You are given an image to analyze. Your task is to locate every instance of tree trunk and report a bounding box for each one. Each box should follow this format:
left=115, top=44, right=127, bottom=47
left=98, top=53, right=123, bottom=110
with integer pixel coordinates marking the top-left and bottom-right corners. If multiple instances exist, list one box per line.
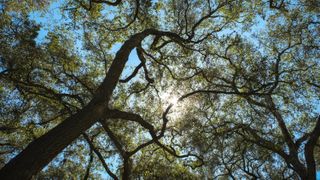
left=0, top=30, right=152, bottom=179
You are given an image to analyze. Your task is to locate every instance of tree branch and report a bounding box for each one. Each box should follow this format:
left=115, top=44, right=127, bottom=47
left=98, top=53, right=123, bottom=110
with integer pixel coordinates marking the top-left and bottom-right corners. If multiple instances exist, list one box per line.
left=83, top=133, right=118, bottom=180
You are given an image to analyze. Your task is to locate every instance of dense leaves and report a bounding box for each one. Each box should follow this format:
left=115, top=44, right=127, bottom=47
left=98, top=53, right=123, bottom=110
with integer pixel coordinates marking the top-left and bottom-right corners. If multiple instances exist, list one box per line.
left=0, top=0, right=319, bottom=179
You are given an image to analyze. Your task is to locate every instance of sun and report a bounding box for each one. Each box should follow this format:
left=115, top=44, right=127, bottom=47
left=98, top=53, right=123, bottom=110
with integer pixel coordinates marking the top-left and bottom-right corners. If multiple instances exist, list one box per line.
left=159, top=91, right=180, bottom=106
left=159, top=89, right=187, bottom=124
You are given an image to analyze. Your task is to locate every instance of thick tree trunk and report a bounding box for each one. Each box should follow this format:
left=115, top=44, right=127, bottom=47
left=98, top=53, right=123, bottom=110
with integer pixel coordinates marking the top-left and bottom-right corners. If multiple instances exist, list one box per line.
left=0, top=101, right=106, bottom=179
left=122, top=159, right=132, bottom=180
left=0, top=30, right=151, bottom=179
left=304, top=116, right=320, bottom=180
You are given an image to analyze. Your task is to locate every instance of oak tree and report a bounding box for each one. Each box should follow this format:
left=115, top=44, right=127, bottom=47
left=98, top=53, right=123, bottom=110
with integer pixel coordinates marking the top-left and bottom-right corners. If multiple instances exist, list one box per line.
left=0, top=0, right=319, bottom=179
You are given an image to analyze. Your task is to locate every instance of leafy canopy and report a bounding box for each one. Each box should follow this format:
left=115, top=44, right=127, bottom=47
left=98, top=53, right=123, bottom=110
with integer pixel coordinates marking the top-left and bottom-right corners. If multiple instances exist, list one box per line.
left=0, top=0, right=319, bottom=179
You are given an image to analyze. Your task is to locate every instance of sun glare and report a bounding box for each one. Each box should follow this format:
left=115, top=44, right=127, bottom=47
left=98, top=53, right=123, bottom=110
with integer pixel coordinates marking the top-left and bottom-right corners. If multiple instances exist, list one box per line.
left=160, top=91, right=179, bottom=106
left=159, top=89, right=187, bottom=124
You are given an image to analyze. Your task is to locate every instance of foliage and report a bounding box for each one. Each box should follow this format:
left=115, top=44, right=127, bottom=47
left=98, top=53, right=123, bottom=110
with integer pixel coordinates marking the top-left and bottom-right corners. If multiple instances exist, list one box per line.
left=0, top=0, right=319, bottom=179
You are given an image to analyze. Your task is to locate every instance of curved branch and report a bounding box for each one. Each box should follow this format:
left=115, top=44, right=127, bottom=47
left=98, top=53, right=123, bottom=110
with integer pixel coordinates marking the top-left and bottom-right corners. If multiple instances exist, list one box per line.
left=83, top=133, right=118, bottom=180
left=119, top=63, right=143, bottom=83
left=137, top=46, right=154, bottom=83
left=265, top=96, right=298, bottom=156
left=91, top=0, right=122, bottom=6
left=83, top=149, right=93, bottom=180
left=104, top=0, right=140, bottom=31
left=102, top=109, right=203, bottom=166
left=99, top=122, right=131, bottom=179
left=179, top=89, right=270, bottom=101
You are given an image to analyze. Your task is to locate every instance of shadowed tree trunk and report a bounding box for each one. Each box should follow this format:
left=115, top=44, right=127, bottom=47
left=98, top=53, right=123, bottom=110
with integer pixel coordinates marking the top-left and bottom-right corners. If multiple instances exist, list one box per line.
left=0, top=30, right=150, bottom=179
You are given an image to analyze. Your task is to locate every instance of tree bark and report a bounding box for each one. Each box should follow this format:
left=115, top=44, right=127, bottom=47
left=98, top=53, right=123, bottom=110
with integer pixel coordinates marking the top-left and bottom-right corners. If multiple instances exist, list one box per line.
left=304, top=116, right=320, bottom=180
